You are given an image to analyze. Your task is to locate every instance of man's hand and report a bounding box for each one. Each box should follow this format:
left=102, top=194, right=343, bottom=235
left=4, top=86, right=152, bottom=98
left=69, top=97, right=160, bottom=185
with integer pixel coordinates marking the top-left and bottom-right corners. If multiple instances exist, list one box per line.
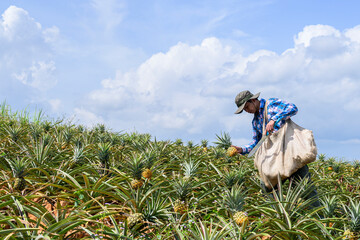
left=231, top=145, right=242, bottom=154
left=265, top=120, right=275, bottom=134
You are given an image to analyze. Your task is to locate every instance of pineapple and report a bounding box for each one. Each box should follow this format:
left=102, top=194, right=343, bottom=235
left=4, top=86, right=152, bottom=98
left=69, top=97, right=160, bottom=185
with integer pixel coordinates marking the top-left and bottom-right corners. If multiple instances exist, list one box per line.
left=172, top=178, right=193, bottom=214
left=223, top=185, right=248, bottom=226
left=126, top=154, right=145, bottom=189
left=214, top=132, right=237, bottom=157
left=5, top=157, right=29, bottom=191
left=127, top=212, right=144, bottom=229
left=141, top=168, right=152, bottom=179
left=97, top=142, right=112, bottom=175
left=131, top=179, right=144, bottom=189
left=173, top=199, right=187, bottom=214
left=201, top=139, right=208, bottom=152
left=343, top=229, right=355, bottom=240
left=233, top=211, right=248, bottom=225
left=141, top=151, right=156, bottom=180
left=14, top=177, right=26, bottom=191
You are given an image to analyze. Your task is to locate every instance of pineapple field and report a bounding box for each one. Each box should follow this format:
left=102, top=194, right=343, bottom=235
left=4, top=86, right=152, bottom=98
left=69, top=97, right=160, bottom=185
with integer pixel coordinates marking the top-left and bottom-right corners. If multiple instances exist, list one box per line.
left=0, top=102, right=360, bottom=240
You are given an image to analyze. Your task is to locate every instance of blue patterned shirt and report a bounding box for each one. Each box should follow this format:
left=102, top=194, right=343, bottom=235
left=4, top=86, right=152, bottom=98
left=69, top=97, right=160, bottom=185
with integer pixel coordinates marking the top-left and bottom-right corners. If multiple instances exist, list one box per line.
left=241, top=98, right=298, bottom=154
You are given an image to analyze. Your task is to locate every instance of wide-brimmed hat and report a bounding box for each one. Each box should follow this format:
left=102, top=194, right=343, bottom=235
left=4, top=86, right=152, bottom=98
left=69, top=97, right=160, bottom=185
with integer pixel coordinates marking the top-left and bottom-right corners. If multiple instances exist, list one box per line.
left=234, top=90, right=260, bottom=114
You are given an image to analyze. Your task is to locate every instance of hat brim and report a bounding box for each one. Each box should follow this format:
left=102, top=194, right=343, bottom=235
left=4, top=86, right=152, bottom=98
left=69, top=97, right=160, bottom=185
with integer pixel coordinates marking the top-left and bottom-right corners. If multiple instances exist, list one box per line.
left=234, top=92, right=260, bottom=114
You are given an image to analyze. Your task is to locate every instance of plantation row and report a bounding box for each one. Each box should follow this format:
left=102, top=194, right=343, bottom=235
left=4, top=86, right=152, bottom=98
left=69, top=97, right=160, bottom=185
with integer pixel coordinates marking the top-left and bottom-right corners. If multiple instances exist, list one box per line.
left=0, top=103, right=359, bottom=239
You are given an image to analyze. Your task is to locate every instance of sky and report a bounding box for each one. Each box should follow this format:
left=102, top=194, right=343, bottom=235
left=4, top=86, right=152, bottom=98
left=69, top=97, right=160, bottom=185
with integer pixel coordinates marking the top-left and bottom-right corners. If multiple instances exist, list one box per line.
left=0, top=0, right=359, bottom=161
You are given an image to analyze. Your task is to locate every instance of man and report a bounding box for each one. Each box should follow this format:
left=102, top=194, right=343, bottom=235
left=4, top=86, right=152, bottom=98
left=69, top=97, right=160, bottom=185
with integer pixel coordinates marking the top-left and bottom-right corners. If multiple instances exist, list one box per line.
left=231, top=90, right=321, bottom=208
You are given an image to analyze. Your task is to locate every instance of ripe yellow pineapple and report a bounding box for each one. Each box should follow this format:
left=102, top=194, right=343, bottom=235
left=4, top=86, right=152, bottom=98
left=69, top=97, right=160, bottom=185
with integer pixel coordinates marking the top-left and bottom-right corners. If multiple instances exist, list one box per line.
left=127, top=212, right=144, bottom=229
left=131, top=179, right=144, bottom=189
left=173, top=199, right=187, bottom=214
left=233, top=211, right=248, bottom=225
left=227, top=146, right=238, bottom=157
left=343, top=229, right=355, bottom=240
left=142, top=168, right=152, bottom=179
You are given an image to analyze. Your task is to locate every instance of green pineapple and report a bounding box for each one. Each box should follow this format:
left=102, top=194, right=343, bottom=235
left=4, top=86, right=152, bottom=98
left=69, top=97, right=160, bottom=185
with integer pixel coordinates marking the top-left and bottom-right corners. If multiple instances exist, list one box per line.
left=214, top=132, right=237, bottom=157
left=127, top=212, right=144, bottom=229
left=5, top=157, right=29, bottom=191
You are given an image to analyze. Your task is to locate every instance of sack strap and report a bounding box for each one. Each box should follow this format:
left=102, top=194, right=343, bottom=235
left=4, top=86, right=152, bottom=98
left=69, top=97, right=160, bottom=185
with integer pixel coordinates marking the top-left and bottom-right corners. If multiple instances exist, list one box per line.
left=262, top=100, right=269, bottom=135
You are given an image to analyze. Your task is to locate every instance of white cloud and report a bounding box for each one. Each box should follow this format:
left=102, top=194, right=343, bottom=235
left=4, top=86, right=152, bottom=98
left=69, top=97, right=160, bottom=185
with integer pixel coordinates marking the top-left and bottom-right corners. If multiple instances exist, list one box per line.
left=13, top=61, right=57, bottom=91
left=73, top=108, right=104, bottom=127
left=77, top=24, right=360, bottom=153
left=294, top=24, right=341, bottom=47
left=345, top=25, right=360, bottom=44
left=0, top=5, right=41, bottom=42
left=91, top=0, right=126, bottom=32
left=0, top=5, right=58, bottom=94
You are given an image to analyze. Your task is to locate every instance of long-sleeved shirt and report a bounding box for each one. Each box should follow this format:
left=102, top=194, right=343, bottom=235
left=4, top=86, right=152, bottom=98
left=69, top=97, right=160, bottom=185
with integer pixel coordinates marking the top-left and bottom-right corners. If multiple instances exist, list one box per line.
left=241, top=98, right=298, bottom=154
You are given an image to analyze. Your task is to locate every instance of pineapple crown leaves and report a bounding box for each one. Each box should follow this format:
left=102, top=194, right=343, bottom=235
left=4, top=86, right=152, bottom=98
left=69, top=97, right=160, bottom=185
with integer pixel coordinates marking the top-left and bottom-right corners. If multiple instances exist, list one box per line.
left=319, top=195, right=339, bottom=218
left=143, top=150, right=157, bottom=169
left=142, top=190, right=169, bottom=223
left=181, top=158, right=202, bottom=179
left=63, top=127, right=74, bottom=144
left=343, top=199, right=360, bottom=232
left=213, top=132, right=232, bottom=150
left=172, top=178, right=194, bottom=201
left=4, top=156, right=30, bottom=178
left=200, top=139, right=208, bottom=148
left=124, top=153, right=146, bottom=179
left=211, top=148, right=226, bottom=159
left=2, top=122, right=24, bottom=143
left=97, top=142, right=112, bottom=163
left=223, top=185, right=246, bottom=213
left=223, top=170, right=246, bottom=189
left=174, top=138, right=183, bottom=146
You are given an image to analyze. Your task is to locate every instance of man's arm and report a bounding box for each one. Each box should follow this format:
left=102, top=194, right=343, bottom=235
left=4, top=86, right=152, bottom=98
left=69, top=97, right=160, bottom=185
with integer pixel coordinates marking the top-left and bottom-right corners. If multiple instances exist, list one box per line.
left=268, top=98, right=298, bottom=127
left=232, top=128, right=261, bottom=155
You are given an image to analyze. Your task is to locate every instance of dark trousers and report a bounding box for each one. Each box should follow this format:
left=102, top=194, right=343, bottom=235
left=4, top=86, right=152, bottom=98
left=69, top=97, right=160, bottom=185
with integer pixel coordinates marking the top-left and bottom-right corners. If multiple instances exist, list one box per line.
left=260, top=165, right=321, bottom=209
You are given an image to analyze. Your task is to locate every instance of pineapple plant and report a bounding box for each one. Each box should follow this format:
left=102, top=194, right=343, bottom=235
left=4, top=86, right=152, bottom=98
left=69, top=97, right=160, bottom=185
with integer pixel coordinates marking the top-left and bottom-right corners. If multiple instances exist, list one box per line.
left=126, top=154, right=145, bottom=189
left=172, top=178, right=193, bottom=214
left=343, top=199, right=360, bottom=238
left=97, top=142, right=112, bottom=175
left=141, top=151, right=156, bottom=180
left=223, top=185, right=248, bottom=226
left=223, top=169, right=246, bottom=190
left=5, top=157, right=29, bottom=191
left=214, top=132, right=237, bottom=157
left=174, top=138, right=183, bottom=146
left=201, top=139, right=208, bottom=152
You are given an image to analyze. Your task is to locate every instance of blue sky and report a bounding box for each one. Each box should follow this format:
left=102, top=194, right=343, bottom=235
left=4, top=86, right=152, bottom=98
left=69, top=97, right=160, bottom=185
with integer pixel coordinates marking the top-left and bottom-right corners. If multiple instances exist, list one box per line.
left=0, top=0, right=359, bottom=161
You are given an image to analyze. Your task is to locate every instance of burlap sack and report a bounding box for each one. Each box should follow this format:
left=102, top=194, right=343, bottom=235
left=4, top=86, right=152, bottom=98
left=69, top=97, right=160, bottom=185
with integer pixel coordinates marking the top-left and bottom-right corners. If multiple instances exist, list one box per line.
left=253, top=102, right=317, bottom=189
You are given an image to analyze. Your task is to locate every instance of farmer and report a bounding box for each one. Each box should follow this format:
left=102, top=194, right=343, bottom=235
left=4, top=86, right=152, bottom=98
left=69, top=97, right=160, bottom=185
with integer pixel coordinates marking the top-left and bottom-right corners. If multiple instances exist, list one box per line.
left=231, top=90, right=321, bottom=208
